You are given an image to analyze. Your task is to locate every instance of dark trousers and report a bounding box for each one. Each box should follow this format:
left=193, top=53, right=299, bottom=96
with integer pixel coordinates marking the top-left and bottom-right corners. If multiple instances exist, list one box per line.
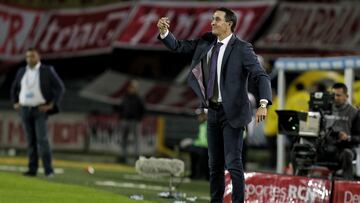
left=20, top=107, right=53, bottom=175
left=121, top=120, right=140, bottom=161
left=207, top=105, right=245, bottom=203
left=339, top=148, right=354, bottom=179
left=188, top=146, right=209, bottom=180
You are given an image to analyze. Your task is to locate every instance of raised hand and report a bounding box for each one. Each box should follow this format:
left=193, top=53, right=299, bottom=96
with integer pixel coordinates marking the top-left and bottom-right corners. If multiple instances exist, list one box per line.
left=157, top=17, right=170, bottom=35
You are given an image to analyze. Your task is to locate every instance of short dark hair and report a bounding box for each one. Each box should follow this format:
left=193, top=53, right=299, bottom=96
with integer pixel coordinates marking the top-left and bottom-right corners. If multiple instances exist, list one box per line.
left=332, top=82, right=348, bottom=94
left=216, top=7, right=237, bottom=32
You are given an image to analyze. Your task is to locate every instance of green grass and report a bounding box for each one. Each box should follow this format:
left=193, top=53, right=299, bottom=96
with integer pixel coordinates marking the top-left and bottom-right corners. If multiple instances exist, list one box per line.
left=0, top=171, right=153, bottom=203
left=0, top=156, right=210, bottom=203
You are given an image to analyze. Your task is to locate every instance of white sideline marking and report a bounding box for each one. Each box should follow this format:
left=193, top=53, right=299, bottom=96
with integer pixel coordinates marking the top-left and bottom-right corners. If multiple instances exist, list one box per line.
left=96, top=180, right=168, bottom=191
left=0, top=165, right=64, bottom=174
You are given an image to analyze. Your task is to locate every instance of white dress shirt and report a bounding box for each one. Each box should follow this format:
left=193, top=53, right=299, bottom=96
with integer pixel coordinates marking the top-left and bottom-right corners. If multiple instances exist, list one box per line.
left=208, top=34, right=232, bottom=102
left=19, top=62, right=46, bottom=107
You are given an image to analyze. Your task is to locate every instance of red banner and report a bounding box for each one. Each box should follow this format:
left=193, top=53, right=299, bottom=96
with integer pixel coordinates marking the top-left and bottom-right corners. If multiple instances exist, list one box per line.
left=0, top=2, right=273, bottom=62
left=0, top=3, right=132, bottom=61
left=116, top=1, right=274, bottom=49
left=224, top=171, right=332, bottom=203
left=333, top=180, right=360, bottom=203
left=36, top=3, right=131, bottom=58
left=0, top=4, right=46, bottom=61
left=256, top=3, right=360, bottom=52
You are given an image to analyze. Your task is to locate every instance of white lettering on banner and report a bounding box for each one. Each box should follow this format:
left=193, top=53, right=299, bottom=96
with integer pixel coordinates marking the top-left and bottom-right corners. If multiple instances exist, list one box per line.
left=236, top=11, right=255, bottom=39
left=0, top=3, right=273, bottom=61
left=52, top=123, right=87, bottom=145
left=0, top=13, right=23, bottom=54
left=40, top=11, right=127, bottom=52
left=131, top=9, right=159, bottom=45
left=245, top=183, right=328, bottom=202
left=345, top=191, right=360, bottom=203
left=0, top=6, right=43, bottom=57
left=258, top=3, right=360, bottom=50
left=149, top=10, right=176, bottom=44
left=188, top=12, right=212, bottom=39
left=246, top=184, right=287, bottom=202
left=172, top=13, right=195, bottom=39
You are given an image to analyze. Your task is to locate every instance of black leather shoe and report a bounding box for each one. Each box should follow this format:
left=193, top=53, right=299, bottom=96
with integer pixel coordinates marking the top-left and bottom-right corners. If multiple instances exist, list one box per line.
left=23, top=171, right=37, bottom=177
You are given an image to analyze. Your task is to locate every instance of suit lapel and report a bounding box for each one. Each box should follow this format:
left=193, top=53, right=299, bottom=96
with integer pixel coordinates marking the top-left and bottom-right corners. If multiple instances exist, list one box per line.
left=191, top=41, right=216, bottom=102
left=194, top=41, right=215, bottom=67
left=220, top=35, right=236, bottom=75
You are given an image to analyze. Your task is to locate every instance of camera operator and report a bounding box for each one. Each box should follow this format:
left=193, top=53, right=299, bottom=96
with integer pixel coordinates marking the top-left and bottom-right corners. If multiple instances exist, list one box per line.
left=323, top=83, right=360, bottom=179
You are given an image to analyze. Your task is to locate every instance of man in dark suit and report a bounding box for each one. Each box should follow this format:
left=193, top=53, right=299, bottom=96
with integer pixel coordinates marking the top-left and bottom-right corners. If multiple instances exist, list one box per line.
left=11, top=48, right=65, bottom=177
left=157, top=7, right=272, bottom=203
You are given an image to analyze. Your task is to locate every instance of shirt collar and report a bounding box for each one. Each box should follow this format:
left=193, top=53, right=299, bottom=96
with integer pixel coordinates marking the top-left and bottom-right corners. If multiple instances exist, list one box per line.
left=217, top=34, right=232, bottom=47
left=26, top=62, right=41, bottom=71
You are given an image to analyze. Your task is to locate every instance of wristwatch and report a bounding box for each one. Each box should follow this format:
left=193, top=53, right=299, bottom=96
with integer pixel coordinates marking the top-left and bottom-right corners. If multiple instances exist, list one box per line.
left=260, top=103, right=267, bottom=108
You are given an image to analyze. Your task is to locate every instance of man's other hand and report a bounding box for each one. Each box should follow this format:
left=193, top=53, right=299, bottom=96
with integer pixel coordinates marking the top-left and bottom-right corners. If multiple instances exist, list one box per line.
left=256, top=107, right=267, bottom=123
left=39, top=103, right=54, bottom=113
left=13, top=103, right=21, bottom=111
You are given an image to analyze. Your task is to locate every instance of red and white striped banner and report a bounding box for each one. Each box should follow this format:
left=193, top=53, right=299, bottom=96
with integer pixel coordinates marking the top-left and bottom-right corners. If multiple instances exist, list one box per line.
left=0, top=2, right=274, bottom=62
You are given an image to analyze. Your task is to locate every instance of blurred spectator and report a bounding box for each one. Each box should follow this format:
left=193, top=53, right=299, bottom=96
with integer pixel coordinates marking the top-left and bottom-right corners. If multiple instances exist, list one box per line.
left=10, top=48, right=65, bottom=177
left=180, top=109, right=209, bottom=180
left=118, top=80, right=145, bottom=163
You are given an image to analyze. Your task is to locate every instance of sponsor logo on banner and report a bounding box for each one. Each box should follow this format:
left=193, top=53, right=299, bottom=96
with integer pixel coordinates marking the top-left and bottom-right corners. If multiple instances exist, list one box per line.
left=245, top=173, right=331, bottom=202
left=333, top=180, right=360, bottom=203
left=241, top=172, right=331, bottom=203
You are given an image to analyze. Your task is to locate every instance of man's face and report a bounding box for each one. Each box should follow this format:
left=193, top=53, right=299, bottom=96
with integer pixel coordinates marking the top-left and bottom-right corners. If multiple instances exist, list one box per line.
left=25, top=51, right=40, bottom=67
left=332, top=88, right=348, bottom=106
left=211, top=11, right=231, bottom=37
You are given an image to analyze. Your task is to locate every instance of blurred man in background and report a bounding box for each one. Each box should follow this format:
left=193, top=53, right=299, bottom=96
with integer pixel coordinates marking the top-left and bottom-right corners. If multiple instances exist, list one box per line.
left=10, top=48, right=65, bottom=177
left=118, top=80, right=145, bottom=164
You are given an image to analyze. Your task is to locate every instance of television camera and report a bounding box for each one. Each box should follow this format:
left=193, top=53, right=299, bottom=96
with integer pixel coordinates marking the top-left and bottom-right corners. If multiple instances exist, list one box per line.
left=276, top=91, right=338, bottom=176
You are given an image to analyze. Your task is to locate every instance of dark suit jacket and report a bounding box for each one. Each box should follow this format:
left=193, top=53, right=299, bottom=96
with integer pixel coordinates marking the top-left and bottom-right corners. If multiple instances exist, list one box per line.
left=10, top=64, right=65, bottom=115
left=159, top=32, right=272, bottom=128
